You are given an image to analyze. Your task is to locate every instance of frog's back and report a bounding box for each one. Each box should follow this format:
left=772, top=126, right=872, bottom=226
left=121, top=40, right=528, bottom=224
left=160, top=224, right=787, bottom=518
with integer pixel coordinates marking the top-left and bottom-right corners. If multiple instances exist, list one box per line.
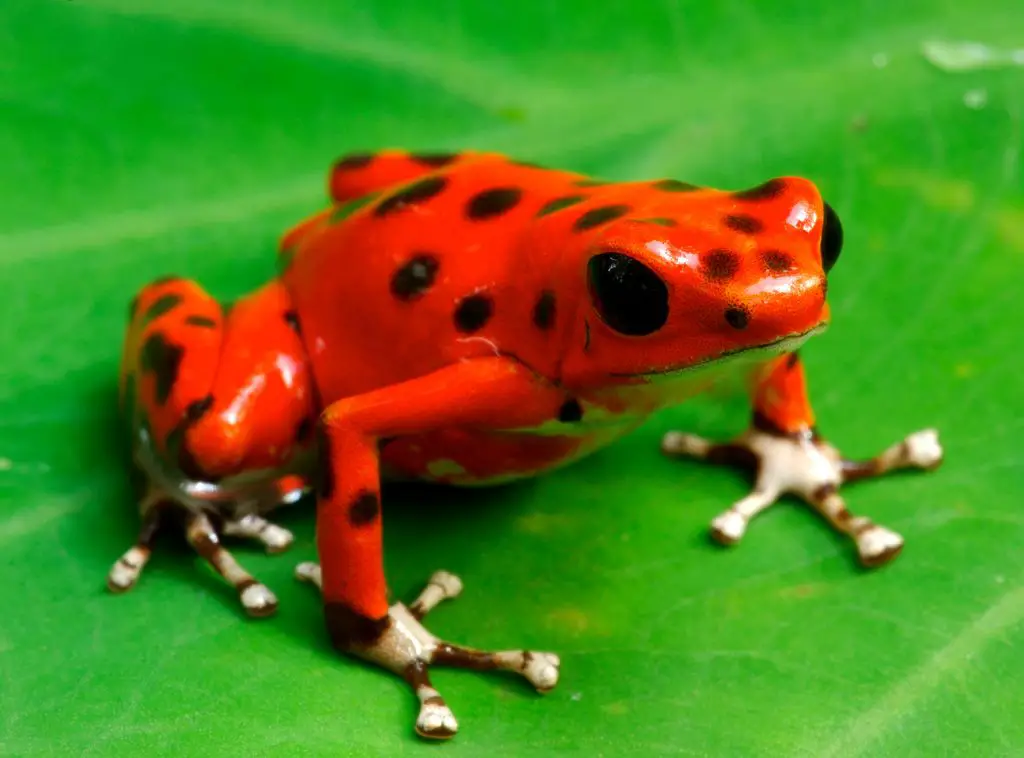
left=281, top=152, right=587, bottom=404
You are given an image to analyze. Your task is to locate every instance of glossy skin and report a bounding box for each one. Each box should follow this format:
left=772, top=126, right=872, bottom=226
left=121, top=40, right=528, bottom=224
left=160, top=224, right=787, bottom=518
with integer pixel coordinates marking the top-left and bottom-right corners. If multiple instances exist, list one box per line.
left=111, top=150, right=943, bottom=739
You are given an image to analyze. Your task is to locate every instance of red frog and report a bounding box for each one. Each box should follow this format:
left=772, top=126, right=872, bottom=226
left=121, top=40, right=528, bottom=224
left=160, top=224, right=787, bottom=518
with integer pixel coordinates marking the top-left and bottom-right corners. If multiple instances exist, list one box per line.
left=109, top=150, right=943, bottom=739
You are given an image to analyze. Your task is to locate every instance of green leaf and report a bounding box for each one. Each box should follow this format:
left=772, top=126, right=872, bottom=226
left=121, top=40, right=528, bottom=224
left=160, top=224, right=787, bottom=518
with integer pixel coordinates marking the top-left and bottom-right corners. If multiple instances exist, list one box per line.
left=2, top=1, right=1022, bottom=756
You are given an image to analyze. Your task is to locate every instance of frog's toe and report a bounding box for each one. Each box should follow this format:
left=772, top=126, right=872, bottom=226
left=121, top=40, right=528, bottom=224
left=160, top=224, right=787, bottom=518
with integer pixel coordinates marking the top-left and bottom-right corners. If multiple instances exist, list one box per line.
left=903, top=429, right=943, bottom=470
left=239, top=582, right=279, bottom=617
left=661, top=431, right=710, bottom=457
left=855, top=525, right=904, bottom=568
left=106, top=545, right=151, bottom=592
left=223, top=513, right=294, bottom=554
left=709, top=509, right=749, bottom=545
left=415, top=696, right=459, bottom=740
left=409, top=570, right=463, bottom=619
left=522, top=652, right=561, bottom=692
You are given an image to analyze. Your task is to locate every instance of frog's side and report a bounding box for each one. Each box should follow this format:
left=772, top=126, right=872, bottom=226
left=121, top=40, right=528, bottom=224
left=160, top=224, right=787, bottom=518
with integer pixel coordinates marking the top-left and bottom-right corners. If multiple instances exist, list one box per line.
left=110, top=150, right=943, bottom=740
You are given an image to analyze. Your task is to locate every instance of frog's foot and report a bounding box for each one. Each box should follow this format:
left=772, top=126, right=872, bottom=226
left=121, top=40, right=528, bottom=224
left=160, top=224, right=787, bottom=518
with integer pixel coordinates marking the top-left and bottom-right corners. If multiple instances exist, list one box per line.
left=661, top=425, right=943, bottom=567
left=222, top=513, right=294, bottom=554
left=183, top=512, right=279, bottom=617
left=106, top=493, right=279, bottom=618
left=295, top=564, right=560, bottom=740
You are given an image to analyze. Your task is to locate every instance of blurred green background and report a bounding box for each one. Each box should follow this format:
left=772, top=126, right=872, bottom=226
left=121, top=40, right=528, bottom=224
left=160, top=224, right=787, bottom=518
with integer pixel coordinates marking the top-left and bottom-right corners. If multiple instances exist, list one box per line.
left=2, top=1, right=1023, bottom=756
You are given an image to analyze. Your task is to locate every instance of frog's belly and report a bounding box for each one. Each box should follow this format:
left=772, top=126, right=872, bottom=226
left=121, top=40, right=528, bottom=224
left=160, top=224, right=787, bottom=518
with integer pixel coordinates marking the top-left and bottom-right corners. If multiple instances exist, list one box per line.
left=379, top=422, right=639, bottom=487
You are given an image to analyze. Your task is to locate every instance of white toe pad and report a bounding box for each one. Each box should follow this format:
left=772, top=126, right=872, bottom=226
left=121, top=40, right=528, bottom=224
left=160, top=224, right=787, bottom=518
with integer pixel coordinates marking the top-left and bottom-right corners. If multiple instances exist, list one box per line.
left=524, top=652, right=561, bottom=692
left=416, top=701, right=458, bottom=739
left=240, top=583, right=278, bottom=616
left=856, top=526, right=904, bottom=567
left=904, top=429, right=943, bottom=469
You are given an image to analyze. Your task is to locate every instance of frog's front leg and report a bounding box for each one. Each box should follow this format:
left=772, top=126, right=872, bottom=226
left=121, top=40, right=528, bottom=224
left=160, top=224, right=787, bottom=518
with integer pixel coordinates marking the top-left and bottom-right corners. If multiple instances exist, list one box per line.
left=662, top=353, right=943, bottom=567
left=310, top=358, right=564, bottom=740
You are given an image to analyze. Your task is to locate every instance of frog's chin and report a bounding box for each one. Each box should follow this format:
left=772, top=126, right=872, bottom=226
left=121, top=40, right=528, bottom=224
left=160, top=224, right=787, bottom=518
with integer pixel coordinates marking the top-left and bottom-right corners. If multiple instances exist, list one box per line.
left=629, top=322, right=828, bottom=381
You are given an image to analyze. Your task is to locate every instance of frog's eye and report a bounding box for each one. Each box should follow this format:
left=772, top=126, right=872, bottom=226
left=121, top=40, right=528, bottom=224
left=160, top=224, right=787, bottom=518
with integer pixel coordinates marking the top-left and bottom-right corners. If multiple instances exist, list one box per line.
left=587, top=252, right=669, bottom=336
left=821, top=202, right=843, bottom=273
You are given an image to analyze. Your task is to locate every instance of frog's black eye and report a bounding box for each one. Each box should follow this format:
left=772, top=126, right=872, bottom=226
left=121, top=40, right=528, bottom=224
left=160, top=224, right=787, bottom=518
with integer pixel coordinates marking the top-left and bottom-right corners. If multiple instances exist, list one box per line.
left=587, top=252, right=669, bottom=336
left=821, top=202, right=843, bottom=273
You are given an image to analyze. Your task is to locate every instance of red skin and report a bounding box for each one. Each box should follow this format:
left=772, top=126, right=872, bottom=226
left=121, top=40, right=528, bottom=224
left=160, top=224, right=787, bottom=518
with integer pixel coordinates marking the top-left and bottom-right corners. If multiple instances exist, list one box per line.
left=121, top=150, right=827, bottom=623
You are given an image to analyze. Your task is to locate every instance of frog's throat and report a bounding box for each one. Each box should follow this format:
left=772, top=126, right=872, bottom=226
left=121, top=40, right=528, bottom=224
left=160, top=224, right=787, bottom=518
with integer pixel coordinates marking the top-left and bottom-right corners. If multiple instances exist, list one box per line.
left=614, top=322, right=828, bottom=380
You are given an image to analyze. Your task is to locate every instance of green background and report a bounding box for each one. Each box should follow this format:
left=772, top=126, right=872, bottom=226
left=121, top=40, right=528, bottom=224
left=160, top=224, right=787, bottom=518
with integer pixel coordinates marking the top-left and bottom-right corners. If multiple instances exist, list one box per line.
left=2, top=1, right=1022, bottom=756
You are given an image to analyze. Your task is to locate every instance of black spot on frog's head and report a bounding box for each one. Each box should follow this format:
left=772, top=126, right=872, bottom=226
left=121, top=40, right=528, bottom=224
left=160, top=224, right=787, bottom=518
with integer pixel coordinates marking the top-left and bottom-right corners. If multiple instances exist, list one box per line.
left=724, top=306, right=750, bottom=330
left=537, top=195, right=585, bottom=217
left=574, top=205, right=631, bottom=232
left=733, top=178, right=786, bottom=201
left=762, top=250, right=794, bottom=273
left=702, top=249, right=741, bottom=281
left=465, top=187, right=522, bottom=220
left=723, top=214, right=763, bottom=234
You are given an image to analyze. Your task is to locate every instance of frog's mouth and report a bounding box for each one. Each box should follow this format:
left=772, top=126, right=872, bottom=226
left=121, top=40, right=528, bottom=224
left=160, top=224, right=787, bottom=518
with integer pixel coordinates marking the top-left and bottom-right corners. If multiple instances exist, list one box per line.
left=615, top=322, right=828, bottom=380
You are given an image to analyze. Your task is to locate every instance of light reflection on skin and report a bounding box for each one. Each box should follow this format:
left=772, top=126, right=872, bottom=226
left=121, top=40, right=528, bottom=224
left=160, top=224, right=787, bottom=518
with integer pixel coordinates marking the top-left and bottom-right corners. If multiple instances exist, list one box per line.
left=786, top=201, right=818, bottom=232
left=276, top=353, right=299, bottom=389
left=745, top=274, right=821, bottom=296
left=645, top=239, right=700, bottom=268
left=223, top=374, right=266, bottom=426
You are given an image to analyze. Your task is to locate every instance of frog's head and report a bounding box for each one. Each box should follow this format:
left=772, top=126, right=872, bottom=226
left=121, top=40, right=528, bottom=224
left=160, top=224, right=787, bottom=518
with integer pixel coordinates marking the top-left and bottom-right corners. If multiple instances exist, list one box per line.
left=560, top=177, right=840, bottom=387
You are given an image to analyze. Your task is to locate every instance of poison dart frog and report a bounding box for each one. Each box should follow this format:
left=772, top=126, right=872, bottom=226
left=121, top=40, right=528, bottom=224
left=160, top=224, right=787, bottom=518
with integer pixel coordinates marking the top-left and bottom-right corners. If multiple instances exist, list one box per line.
left=110, top=149, right=943, bottom=739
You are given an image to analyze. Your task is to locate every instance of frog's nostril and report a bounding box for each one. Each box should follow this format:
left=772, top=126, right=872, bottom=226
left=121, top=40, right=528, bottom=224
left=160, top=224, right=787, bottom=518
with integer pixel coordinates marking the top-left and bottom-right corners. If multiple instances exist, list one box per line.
left=724, top=307, right=750, bottom=330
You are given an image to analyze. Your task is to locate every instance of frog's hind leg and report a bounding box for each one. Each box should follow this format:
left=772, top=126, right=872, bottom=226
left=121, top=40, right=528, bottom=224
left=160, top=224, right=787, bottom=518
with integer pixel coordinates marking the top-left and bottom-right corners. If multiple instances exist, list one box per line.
left=108, top=434, right=287, bottom=618
left=184, top=510, right=279, bottom=617
left=113, top=276, right=314, bottom=616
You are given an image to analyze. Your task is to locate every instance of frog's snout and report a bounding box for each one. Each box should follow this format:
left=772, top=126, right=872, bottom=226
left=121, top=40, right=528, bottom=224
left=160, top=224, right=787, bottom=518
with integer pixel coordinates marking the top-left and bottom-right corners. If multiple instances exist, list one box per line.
left=721, top=271, right=828, bottom=342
